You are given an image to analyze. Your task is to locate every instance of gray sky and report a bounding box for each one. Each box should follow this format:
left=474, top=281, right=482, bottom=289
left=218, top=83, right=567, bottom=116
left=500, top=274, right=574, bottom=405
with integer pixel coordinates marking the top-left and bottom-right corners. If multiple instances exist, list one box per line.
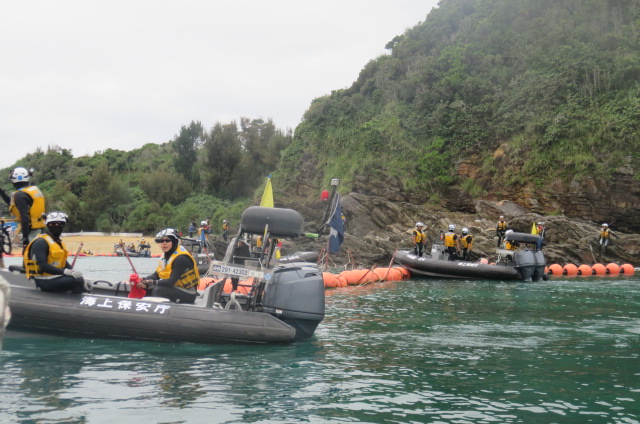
left=0, top=0, right=439, bottom=169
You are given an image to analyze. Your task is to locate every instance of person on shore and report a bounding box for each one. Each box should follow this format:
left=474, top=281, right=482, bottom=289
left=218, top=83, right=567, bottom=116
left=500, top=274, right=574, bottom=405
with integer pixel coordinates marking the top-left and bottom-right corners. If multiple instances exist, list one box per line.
left=412, top=222, right=426, bottom=257
left=0, top=167, right=46, bottom=249
left=222, top=219, right=229, bottom=242
left=23, top=212, right=90, bottom=293
left=598, top=223, right=618, bottom=254
left=496, top=216, right=508, bottom=247
left=443, top=224, right=461, bottom=261
left=535, top=222, right=545, bottom=251
left=197, top=220, right=209, bottom=250
left=137, top=228, right=199, bottom=303
left=460, top=227, right=473, bottom=261
left=188, top=222, right=196, bottom=238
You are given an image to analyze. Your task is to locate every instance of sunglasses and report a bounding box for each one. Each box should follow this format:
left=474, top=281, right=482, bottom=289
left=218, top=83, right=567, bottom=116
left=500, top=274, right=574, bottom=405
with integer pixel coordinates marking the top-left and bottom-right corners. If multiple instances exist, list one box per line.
left=155, top=238, right=173, bottom=243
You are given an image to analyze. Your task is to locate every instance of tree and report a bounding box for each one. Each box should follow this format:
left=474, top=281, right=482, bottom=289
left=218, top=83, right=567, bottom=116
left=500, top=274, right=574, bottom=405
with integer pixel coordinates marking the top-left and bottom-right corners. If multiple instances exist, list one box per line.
left=172, top=121, right=204, bottom=185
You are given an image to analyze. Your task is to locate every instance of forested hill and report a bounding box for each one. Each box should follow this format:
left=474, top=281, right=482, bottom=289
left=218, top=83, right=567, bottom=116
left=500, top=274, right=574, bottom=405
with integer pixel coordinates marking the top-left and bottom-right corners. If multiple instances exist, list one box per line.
left=277, top=0, right=640, bottom=231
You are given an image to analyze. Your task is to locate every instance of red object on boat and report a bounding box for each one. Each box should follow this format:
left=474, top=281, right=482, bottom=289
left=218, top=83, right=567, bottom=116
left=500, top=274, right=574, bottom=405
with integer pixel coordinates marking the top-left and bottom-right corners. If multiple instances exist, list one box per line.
left=320, top=190, right=329, bottom=202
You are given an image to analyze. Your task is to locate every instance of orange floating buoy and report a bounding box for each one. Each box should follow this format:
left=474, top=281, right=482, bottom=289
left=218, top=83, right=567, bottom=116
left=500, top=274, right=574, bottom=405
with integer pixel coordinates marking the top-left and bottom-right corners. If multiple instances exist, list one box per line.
left=605, top=263, right=620, bottom=276
left=397, top=267, right=412, bottom=280
left=577, top=264, right=592, bottom=277
left=548, top=264, right=563, bottom=276
left=592, top=263, right=606, bottom=276
left=322, top=272, right=338, bottom=288
left=563, top=263, right=578, bottom=277
left=620, top=263, right=635, bottom=276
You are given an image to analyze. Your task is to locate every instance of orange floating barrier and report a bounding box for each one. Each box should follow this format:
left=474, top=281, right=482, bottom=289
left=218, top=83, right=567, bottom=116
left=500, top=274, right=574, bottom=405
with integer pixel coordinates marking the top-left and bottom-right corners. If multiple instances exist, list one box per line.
left=548, top=264, right=563, bottom=276
left=620, top=263, right=635, bottom=276
left=322, top=272, right=339, bottom=288
left=563, top=263, right=578, bottom=277
left=577, top=264, right=592, bottom=276
left=592, top=263, right=606, bottom=276
left=605, top=263, right=620, bottom=277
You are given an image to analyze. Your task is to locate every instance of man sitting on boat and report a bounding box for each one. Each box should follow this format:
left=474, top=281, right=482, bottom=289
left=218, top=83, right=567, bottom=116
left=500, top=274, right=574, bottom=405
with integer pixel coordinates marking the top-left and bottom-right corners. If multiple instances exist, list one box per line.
left=23, top=211, right=90, bottom=294
left=137, top=228, right=200, bottom=303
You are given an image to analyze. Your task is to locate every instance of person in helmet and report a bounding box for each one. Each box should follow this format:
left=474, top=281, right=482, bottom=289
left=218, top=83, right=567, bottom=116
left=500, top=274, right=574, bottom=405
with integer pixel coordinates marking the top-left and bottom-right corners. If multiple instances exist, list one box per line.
left=460, top=227, right=473, bottom=261
left=412, top=222, right=426, bottom=257
left=197, top=220, right=209, bottom=249
left=598, top=223, right=618, bottom=254
left=23, top=212, right=89, bottom=294
left=504, top=229, right=517, bottom=250
left=442, top=224, right=460, bottom=261
left=222, top=219, right=230, bottom=242
left=496, top=216, right=508, bottom=247
left=188, top=222, right=196, bottom=238
left=0, top=167, right=46, bottom=249
left=137, top=228, right=200, bottom=303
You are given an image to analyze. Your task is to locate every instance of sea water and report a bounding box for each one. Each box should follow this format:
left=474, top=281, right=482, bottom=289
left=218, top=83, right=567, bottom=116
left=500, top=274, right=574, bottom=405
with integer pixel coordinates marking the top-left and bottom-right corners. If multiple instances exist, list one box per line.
left=1, top=256, right=639, bottom=423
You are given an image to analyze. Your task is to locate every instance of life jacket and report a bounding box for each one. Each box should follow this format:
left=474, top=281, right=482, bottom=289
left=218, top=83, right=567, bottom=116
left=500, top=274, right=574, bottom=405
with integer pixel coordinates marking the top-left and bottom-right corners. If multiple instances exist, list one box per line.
left=600, top=229, right=610, bottom=239
left=10, top=185, right=46, bottom=230
left=156, top=246, right=200, bottom=290
left=256, top=236, right=263, bottom=248
left=497, top=221, right=507, bottom=231
left=222, top=222, right=229, bottom=231
left=444, top=232, right=457, bottom=247
left=461, top=235, right=473, bottom=249
left=505, top=241, right=516, bottom=250
left=24, top=233, right=68, bottom=278
left=413, top=229, right=425, bottom=244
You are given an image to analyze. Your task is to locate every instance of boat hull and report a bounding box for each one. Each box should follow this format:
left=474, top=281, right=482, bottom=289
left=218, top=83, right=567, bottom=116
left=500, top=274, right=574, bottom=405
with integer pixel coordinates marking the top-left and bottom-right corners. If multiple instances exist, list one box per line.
left=2, top=270, right=297, bottom=345
left=395, top=250, right=521, bottom=281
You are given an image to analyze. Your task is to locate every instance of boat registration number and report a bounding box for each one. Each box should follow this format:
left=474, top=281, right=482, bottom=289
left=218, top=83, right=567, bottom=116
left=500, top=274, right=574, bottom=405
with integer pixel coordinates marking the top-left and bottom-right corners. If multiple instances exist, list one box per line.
left=210, top=262, right=265, bottom=279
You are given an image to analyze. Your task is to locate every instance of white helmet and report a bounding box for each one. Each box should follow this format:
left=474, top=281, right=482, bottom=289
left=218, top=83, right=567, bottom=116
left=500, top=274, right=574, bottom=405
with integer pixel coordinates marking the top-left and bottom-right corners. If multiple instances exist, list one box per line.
left=223, top=219, right=228, bottom=223
left=602, top=223, right=608, bottom=227
left=462, top=227, right=468, bottom=235
left=155, top=228, right=180, bottom=242
left=448, top=224, right=455, bottom=231
left=9, top=167, right=30, bottom=183
left=45, top=211, right=68, bottom=224
left=499, top=215, right=505, bottom=220
left=201, top=220, right=207, bottom=226
left=416, top=222, right=424, bottom=227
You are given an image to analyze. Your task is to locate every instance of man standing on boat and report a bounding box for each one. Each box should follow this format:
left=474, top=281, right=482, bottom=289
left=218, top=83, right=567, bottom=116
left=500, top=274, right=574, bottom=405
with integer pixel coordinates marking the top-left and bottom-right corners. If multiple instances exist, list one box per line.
left=412, top=222, right=426, bottom=257
left=460, top=228, right=473, bottom=261
left=496, top=216, right=508, bottom=247
left=23, top=212, right=90, bottom=293
left=0, top=167, right=46, bottom=250
left=443, top=224, right=461, bottom=261
left=138, top=228, right=199, bottom=303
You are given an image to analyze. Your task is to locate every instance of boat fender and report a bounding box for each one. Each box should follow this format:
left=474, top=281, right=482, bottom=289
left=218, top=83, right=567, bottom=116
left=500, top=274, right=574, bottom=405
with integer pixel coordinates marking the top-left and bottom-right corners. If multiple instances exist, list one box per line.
left=225, top=291, right=242, bottom=311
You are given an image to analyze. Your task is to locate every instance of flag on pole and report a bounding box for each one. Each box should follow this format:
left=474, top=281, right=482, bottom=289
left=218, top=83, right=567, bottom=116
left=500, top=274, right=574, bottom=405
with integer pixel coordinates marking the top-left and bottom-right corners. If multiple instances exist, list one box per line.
left=260, top=174, right=274, bottom=208
left=328, top=194, right=344, bottom=253
left=531, top=222, right=538, bottom=235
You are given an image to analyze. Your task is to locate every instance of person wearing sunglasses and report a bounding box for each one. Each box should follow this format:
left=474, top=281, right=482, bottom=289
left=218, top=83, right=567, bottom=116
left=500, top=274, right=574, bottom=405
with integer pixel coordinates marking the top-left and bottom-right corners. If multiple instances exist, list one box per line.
left=23, top=211, right=90, bottom=293
left=137, top=228, right=200, bottom=303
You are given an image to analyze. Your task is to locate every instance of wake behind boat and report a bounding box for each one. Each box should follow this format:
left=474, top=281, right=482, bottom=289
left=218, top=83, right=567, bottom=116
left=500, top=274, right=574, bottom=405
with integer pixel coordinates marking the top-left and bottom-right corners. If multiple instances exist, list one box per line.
left=3, top=206, right=325, bottom=345
left=395, top=231, right=546, bottom=282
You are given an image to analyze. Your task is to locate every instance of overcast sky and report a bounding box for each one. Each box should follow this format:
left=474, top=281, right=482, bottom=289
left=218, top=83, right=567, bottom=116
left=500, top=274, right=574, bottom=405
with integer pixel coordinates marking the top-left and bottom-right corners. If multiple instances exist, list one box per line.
left=0, top=0, right=439, bottom=169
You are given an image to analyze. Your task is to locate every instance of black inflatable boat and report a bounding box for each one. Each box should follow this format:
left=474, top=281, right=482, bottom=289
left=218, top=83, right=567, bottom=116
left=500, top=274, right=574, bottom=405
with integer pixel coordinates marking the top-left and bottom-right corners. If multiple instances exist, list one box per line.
left=3, top=206, right=325, bottom=345
left=395, top=231, right=546, bottom=282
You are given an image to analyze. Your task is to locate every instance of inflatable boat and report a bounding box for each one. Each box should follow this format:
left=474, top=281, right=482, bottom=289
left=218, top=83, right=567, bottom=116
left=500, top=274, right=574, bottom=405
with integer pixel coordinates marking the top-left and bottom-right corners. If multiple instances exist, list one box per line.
left=3, top=206, right=325, bottom=345
left=395, top=231, right=546, bottom=282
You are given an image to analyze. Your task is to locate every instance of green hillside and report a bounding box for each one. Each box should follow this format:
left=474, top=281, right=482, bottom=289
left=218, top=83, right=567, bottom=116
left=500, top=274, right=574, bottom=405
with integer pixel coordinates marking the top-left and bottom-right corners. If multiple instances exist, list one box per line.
left=278, top=0, right=640, bottom=200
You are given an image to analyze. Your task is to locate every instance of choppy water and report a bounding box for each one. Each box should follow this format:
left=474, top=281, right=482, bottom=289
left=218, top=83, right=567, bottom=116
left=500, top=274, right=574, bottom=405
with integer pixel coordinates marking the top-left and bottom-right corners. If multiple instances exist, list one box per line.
left=1, top=257, right=639, bottom=423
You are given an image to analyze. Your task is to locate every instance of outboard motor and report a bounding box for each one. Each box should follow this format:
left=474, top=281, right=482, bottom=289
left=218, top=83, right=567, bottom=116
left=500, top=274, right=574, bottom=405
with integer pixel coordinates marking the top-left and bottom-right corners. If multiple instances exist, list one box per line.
left=532, top=250, right=547, bottom=282
left=514, top=249, right=536, bottom=282
left=261, top=263, right=325, bottom=341
left=430, top=242, right=448, bottom=261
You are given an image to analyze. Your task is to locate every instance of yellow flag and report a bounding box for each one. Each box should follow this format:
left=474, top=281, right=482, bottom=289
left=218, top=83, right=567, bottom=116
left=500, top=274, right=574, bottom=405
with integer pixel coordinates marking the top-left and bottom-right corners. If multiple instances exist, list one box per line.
left=531, top=222, right=538, bottom=235
left=260, top=176, right=274, bottom=208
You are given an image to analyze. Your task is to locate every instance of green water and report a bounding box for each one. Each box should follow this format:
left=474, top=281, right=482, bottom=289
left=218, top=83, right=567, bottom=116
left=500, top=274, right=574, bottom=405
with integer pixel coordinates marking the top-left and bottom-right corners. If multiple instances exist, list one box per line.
left=1, top=276, right=639, bottom=423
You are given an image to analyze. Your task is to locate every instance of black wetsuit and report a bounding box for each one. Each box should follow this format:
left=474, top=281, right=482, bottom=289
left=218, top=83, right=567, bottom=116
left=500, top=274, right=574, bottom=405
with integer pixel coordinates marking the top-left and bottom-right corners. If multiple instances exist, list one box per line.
left=29, top=236, right=83, bottom=293
left=145, top=252, right=197, bottom=303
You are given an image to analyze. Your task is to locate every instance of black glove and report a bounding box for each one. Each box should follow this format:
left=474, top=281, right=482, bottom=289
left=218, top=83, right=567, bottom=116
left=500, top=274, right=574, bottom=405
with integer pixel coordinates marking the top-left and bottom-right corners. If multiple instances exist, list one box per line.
left=23, top=237, right=29, bottom=246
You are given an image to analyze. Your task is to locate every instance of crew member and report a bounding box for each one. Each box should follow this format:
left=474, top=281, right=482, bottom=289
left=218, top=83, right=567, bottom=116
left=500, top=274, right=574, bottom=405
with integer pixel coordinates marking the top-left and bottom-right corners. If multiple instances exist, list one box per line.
left=138, top=228, right=199, bottom=303
left=598, top=223, right=618, bottom=254
left=443, top=224, right=460, bottom=261
left=496, top=215, right=508, bottom=247
left=412, top=222, right=426, bottom=257
left=198, top=220, right=209, bottom=249
left=222, top=219, right=229, bottom=242
left=0, top=167, right=46, bottom=248
left=23, top=212, right=89, bottom=293
left=460, top=227, right=473, bottom=261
